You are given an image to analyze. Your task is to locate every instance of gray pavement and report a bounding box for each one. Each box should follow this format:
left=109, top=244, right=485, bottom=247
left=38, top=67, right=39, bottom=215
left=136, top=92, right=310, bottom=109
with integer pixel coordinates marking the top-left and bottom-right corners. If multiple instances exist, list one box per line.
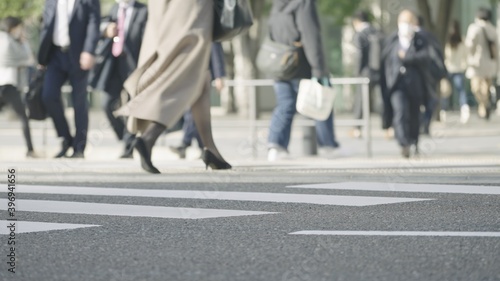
left=0, top=109, right=500, bottom=281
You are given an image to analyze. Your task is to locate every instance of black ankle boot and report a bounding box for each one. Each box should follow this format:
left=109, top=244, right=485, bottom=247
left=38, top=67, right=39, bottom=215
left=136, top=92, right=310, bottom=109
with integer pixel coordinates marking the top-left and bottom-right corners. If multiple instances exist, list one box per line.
left=133, top=138, right=160, bottom=174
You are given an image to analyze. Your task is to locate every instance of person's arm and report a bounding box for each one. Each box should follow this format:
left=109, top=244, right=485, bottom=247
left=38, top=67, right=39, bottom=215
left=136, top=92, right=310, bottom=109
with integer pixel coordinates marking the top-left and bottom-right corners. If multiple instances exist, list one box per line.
left=81, top=0, right=101, bottom=70
left=295, top=0, right=328, bottom=79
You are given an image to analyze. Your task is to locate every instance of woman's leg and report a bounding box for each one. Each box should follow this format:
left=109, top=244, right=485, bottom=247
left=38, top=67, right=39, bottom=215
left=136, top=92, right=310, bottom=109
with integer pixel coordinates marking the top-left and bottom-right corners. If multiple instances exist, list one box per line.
left=191, top=72, right=225, bottom=160
left=2, top=85, right=34, bottom=152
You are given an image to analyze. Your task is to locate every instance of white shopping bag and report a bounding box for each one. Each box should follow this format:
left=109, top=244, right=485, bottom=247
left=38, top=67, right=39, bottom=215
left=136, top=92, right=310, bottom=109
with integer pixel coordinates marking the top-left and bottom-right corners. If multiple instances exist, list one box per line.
left=296, top=79, right=336, bottom=121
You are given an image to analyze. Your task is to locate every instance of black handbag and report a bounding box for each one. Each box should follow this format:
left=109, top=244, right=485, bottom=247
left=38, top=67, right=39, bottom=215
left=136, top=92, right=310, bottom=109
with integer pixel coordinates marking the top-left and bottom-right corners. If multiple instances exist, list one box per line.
left=213, top=0, right=254, bottom=42
left=25, top=69, right=47, bottom=121
left=256, top=37, right=307, bottom=80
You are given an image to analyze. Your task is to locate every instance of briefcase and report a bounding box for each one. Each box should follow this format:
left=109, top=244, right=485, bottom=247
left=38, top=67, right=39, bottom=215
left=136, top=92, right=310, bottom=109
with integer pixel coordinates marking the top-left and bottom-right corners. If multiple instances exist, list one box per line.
left=25, top=69, right=47, bottom=121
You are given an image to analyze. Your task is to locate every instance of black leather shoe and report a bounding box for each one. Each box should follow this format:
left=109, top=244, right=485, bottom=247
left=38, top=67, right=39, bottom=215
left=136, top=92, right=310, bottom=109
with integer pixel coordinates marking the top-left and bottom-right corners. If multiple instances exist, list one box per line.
left=201, top=148, right=231, bottom=170
left=69, top=151, right=84, bottom=159
left=55, top=138, right=73, bottom=158
left=133, top=138, right=161, bottom=174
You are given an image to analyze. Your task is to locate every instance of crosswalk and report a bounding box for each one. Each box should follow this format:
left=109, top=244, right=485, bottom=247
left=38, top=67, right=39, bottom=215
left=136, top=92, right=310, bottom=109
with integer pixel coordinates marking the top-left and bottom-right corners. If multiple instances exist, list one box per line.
left=1, top=182, right=498, bottom=235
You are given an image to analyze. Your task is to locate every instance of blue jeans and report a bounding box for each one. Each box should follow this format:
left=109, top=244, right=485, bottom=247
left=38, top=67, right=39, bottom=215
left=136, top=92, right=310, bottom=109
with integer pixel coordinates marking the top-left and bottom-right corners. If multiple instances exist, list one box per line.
left=182, top=110, right=203, bottom=148
left=442, top=73, right=468, bottom=110
left=268, top=79, right=339, bottom=150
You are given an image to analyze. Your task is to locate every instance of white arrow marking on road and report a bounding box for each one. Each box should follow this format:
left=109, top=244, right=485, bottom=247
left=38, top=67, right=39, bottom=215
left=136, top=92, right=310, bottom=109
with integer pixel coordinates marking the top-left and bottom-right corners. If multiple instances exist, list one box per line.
left=0, top=199, right=276, bottom=219
left=289, top=231, right=500, bottom=237
left=0, top=220, right=99, bottom=234
left=15, top=185, right=432, bottom=207
left=288, top=182, right=500, bottom=195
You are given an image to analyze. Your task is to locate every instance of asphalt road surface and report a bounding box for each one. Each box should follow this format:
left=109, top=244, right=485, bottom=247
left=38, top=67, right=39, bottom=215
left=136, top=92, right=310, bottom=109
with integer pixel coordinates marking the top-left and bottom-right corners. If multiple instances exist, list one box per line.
left=0, top=160, right=499, bottom=281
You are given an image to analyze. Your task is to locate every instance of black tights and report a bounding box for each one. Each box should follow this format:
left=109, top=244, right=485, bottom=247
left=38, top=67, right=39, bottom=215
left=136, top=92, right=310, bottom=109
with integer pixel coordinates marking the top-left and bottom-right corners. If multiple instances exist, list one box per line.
left=0, top=85, right=34, bottom=152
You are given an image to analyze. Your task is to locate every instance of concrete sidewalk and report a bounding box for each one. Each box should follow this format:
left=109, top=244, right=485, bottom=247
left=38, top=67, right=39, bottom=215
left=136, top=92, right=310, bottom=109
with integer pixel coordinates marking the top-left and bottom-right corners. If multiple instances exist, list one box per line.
left=1, top=109, right=499, bottom=164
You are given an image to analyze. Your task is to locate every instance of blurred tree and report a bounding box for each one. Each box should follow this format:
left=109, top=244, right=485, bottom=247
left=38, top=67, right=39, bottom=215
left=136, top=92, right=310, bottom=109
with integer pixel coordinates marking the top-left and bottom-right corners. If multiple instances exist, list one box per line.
left=0, top=0, right=44, bottom=20
left=318, top=0, right=364, bottom=24
left=416, top=0, right=455, bottom=47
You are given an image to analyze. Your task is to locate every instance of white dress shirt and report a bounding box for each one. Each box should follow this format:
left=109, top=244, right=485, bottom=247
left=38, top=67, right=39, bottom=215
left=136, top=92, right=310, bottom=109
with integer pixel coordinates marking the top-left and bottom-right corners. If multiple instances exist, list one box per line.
left=122, top=1, right=135, bottom=36
left=53, top=0, right=76, bottom=47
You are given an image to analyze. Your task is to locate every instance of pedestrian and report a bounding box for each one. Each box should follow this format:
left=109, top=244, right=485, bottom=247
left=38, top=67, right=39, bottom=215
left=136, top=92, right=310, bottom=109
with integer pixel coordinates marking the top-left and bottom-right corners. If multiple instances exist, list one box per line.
left=115, top=0, right=231, bottom=174
left=0, top=17, right=37, bottom=158
left=89, top=0, right=147, bottom=159
left=170, top=43, right=226, bottom=159
left=380, top=10, right=430, bottom=158
left=266, top=0, right=340, bottom=161
left=465, top=7, right=498, bottom=121
left=416, top=16, right=447, bottom=136
left=38, top=0, right=101, bottom=158
left=351, top=10, right=382, bottom=139
left=443, top=20, right=469, bottom=124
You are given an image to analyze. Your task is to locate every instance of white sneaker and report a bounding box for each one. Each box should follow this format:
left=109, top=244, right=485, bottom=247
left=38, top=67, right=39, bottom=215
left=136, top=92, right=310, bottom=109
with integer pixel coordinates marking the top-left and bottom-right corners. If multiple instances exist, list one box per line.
left=460, top=105, right=470, bottom=124
left=267, top=147, right=290, bottom=162
left=319, top=147, right=339, bottom=159
left=439, top=110, right=447, bottom=123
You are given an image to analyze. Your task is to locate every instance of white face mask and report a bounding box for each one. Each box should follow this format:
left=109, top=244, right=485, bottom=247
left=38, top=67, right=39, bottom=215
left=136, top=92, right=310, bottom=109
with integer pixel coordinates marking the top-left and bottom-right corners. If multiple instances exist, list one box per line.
left=398, top=22, right=415, bottom=39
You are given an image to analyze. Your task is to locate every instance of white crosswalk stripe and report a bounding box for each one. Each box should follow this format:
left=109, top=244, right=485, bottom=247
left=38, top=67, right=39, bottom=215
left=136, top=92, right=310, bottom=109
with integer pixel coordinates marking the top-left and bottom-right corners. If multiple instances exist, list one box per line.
left=289, top=182, right=500, bottom=195
left=0, top=183, right=438, bottom=234
left=17, top=185, right=433, bottom=206
left=1, top=220, right=99, bottom=234
left=0, top=199, right=276, bottom=220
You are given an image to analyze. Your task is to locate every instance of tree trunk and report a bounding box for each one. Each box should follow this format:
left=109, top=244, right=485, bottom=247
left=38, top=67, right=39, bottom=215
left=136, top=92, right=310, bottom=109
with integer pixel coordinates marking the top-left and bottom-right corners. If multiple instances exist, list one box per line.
left=416, top=0, right=455, bottom=48
left=231, top=0, right=266, bottom=117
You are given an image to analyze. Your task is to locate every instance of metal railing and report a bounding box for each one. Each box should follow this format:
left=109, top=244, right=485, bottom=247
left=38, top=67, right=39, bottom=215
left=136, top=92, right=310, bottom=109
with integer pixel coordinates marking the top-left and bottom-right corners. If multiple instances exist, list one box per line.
left=5, top=78, right=372, bottom=158
left=222, top=77, right=372, bottom=158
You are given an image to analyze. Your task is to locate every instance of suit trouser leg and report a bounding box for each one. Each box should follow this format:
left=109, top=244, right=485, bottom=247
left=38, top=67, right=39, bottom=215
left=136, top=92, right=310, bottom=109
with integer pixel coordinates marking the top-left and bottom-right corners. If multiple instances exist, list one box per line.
left=42, top=53, right=72, bottom=142
left=391, top=89, right=411, bottom=147
left=104, top=72, right=126, bottom=141
left=68, top=70, right=89, bottom=153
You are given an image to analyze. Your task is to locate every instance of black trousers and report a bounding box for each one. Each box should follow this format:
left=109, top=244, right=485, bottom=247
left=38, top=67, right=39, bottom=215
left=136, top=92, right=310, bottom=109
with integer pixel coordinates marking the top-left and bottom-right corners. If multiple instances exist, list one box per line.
left=42, top=49, right=89, bottom=153
left=103, top=57, right=135, bottom=150
left=0, top=85, right=34, bottom=152
left=390, top=81, right=421, bottom=147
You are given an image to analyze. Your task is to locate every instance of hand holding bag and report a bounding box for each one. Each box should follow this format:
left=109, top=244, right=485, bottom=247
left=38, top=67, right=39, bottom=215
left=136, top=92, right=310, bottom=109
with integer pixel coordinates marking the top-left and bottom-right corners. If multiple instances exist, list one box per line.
left=213, top=0, right=254, bottom=42
left=296, top=79, right=336, bottom=121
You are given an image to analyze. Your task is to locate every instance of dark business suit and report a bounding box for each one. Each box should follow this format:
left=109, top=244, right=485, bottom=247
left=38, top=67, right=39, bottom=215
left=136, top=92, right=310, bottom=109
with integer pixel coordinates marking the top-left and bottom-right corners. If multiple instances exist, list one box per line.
left=380, top=32, right=429, bottom=149
left=181, top=43, right=226, bottom=148
left=38, top=0, right=100, bottom=155
left=89, top=2, right=147, bottom=151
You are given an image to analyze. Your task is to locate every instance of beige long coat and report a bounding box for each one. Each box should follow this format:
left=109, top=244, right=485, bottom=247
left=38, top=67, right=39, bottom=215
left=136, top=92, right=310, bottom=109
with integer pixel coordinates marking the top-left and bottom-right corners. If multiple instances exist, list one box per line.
left=116, top=0, right=213, bottom=133
left=465, top=19, right=499, bottom=79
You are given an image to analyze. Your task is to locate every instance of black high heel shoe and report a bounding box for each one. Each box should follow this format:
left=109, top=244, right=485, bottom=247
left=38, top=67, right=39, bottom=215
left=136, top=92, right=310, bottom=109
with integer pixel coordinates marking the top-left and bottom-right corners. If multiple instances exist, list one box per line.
left=133, top=138, right=161, bottom=174
left=201, top=148, right=231, bottom=170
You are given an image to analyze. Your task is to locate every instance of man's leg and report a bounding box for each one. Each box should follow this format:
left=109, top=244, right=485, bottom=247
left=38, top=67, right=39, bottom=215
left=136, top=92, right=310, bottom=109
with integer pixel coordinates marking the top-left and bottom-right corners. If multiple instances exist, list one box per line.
left=69, top=70, right=90, bottom=154
left=41, top=52, right=72, bottom=157
left=391, top=89, right=411, bottom=149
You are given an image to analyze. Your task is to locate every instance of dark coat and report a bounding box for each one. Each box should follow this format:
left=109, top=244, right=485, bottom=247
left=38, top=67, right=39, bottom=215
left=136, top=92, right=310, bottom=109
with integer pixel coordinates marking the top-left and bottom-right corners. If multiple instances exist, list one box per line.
left=89, top=1, right=148, bottom=91
left=353, top=25, right=382, bottom=82
left=268, top=0, right=328, bottom=79
left=380, top=32, right=430, bottom=95
left=38, top=0, right=101, bottom=70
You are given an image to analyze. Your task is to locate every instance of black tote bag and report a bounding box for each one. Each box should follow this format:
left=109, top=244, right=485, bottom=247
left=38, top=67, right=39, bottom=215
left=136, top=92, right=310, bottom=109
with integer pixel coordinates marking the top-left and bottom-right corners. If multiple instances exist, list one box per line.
left=213, top=0, right=254, bottom=42
left=25, top=69, right=47, bottom=121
